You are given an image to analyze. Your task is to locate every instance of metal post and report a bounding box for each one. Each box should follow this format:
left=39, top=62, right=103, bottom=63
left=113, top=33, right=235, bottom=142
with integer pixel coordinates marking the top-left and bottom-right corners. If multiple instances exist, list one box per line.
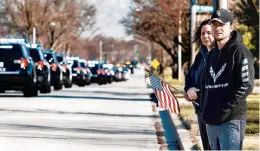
left=148, top=41, right=152, bottom=65
left=50, top=30, right=54, bottom=48
left=178, top=14, right=182, bottom=81
left=161, top=49, right=164, bottom=79
left=190, top=0, right=197, bottom=64
left=219, top=0, right=228, bottom=9
left=213, top=0, right=217, bottom=12
left=151, top=42, right=155, bottom=61
left=99, top=41, right=102, bottom=62
left=134, top=44, right=138, bottom=61
left=49, top=22, right=56, bottom=49
left=33, top=27, right=36, bottom=44
left=67, top=48, right=70, bottom=57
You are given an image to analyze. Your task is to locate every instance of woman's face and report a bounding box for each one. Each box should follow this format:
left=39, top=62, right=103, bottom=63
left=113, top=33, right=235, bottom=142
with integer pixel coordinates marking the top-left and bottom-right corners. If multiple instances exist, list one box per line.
left=200, top=24, right=214, bottom=48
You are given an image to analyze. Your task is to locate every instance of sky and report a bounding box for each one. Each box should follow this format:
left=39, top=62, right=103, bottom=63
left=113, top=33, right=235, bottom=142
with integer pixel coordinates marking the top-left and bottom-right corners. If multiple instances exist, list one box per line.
left=87, top=0, right=133, bottom=39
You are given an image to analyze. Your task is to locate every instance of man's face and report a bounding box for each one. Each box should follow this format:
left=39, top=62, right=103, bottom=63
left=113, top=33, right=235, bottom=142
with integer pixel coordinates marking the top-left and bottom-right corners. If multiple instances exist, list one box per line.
left=210, top=21, right=232, bottom=41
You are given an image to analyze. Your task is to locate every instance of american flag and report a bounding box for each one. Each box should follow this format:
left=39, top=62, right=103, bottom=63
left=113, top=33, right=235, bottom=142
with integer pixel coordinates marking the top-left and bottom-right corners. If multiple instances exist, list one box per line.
left=149, top=73, right=180, bottom=114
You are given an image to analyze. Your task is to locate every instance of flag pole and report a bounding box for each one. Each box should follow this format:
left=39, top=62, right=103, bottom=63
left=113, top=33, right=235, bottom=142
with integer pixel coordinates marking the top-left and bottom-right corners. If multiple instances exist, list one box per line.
left=145, top=69, right=199, bottom=106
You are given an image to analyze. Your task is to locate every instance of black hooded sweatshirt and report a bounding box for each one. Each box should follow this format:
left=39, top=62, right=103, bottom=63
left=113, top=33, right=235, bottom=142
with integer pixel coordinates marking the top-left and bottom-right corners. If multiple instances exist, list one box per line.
left=200, top=31, right=255, bottom=125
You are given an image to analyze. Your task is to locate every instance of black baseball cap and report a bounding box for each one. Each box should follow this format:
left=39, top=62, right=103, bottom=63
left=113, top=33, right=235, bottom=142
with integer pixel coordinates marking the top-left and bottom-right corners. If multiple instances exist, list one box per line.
left=210, top=8, right=234, bottom=24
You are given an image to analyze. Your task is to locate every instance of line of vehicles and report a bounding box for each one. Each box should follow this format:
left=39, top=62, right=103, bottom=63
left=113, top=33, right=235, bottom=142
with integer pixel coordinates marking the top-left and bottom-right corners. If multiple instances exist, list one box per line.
left=0, top=39, right=134, bottom=97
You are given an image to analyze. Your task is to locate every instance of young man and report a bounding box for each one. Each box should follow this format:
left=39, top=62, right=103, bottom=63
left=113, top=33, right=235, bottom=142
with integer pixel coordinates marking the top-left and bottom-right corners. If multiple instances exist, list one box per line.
left=200, top=8, right=255, bottom=150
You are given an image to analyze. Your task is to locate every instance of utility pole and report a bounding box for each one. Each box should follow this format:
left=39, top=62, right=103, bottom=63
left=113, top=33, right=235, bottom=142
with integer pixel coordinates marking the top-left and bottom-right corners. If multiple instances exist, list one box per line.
left=49, top=22, right=56, bottom=49
left=161, top=49, right=164, bottom=79
left=133, top=37, right=152, bottom=64
left=99, top=40, right=102, bottom=62
left=219, top=0, right=228, bottom=9
left=190, top=0, right=197, bottom=64
left=178, top=10, right=182, bottom=81
left=32, top=27, right=36, bottom=44
left=213, top=0, right=217, bottom=12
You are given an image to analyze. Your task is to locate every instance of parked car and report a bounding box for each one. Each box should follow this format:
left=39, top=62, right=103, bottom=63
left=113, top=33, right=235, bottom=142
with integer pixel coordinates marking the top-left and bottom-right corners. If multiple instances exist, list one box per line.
left=56, top=53, right=72, bottom=88
left=89, top=63, right=106, bottom=85
left=112, top=66, right=122, bottom=82
left=43, top=50, right=63, bottom=90
left=118, top=67, right=126, bottom=81
left=66, top=57, right=85, bottom=87
left=103, top=64, right=114, bottom=84
left=79, top=59, right=92, bottom=85
left=28, top=47, right=51, bottom=93
left=0, top=41, right=38, bottom=97
left=122, top=65, right=131, bottom=80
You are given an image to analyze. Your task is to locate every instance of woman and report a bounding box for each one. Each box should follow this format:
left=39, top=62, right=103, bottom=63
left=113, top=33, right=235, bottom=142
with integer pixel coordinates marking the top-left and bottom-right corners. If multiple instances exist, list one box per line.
left=184, top=19, right=214, bottom=150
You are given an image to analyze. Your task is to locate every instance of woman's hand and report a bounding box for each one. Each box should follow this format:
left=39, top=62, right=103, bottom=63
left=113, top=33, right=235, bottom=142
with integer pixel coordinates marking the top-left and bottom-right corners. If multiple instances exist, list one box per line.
left=187, top=87, right=200, bottom=101
left=145, top=77, right=151, bottom=86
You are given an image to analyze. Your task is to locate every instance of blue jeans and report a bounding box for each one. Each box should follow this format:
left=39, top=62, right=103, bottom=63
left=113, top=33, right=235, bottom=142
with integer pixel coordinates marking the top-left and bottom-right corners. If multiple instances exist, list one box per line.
left=206, top=120, right=246, bottom=150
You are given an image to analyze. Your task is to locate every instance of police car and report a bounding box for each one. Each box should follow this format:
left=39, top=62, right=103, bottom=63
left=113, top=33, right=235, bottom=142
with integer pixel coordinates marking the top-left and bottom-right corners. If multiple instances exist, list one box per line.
left=28, top=45, right=51, bottom=93
left=56, top=53, right=72, bottom=88
left=66, top=57, right=86, bottom=87
left=43, top=50, right=63, bottom=90
left=0, top=39, right=38, bottom=97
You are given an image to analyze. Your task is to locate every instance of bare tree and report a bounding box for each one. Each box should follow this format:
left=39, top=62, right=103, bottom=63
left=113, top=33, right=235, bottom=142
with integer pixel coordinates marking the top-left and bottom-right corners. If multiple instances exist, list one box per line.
left=0, top=0, right=97, bottom=51
left=121, top=0, right=190, bottom=78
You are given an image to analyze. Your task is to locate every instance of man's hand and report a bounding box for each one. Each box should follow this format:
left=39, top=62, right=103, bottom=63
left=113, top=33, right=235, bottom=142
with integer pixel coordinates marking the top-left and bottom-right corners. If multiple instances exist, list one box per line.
left=187, top=87, right=200, bottom=101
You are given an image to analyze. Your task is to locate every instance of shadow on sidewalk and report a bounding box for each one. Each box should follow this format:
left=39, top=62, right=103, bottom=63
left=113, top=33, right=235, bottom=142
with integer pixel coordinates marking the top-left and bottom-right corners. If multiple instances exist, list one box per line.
left=63, top=90, right=151, bottom=96
left=0, top=108, right=159, bottom=118
left=37, top=95, right=151, bottom=101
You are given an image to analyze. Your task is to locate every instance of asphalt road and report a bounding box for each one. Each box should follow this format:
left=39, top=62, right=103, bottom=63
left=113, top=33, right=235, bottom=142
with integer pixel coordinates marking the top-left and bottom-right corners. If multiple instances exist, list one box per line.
left=0, top=69, right=161, bottom=151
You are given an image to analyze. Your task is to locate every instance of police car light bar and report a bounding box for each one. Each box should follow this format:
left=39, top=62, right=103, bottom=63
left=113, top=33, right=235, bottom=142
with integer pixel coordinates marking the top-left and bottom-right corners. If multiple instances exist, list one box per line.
left=0, top=38, right=25, bottom=44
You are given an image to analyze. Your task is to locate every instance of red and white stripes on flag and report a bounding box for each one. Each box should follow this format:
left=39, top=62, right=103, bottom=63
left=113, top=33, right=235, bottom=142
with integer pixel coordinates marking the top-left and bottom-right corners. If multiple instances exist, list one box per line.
left=149, top=73, right=180, bottom=114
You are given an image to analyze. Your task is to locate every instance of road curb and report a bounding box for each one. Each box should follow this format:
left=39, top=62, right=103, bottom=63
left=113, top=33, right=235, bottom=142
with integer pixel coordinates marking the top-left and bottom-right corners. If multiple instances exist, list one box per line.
left=150, top=93, right=195, bottom=150
left=169, top=112, right=194, bottom=150
left=151, top=102, right=169, bottom=150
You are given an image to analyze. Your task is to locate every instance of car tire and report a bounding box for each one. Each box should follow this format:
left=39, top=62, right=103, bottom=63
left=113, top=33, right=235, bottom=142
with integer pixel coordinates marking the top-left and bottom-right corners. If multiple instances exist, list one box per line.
left=78, top=82, right=85, bottom=87
left=65, top=81, right=72, bottom=88
left=40, top=81, right=51, bottom=93
left=0, top=89, right=5, bottom=93
left=23, top=81, right=38, bottom=97
left=54, top=81, right=62, bottom=90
